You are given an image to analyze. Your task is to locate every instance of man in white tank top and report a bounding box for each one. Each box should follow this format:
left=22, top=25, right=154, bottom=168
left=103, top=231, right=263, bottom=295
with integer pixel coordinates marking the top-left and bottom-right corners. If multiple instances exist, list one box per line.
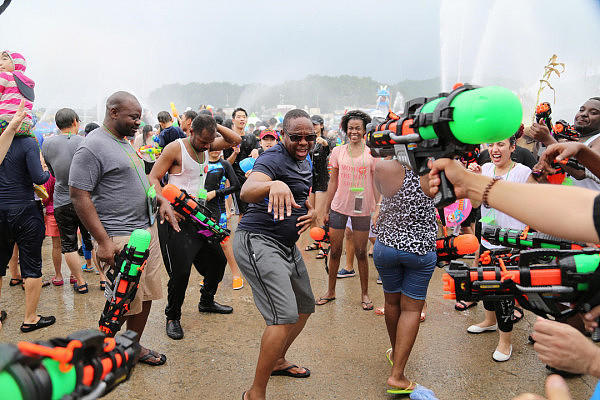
left=530, top=97, right=600, bottom=190
left=148, top=114, right=241, bottom=340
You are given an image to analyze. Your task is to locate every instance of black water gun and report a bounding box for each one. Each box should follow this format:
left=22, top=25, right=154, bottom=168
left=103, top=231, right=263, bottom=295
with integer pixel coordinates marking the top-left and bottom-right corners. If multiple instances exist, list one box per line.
left=162, top=184, right=231, bottom=244
left=366, top=84, right=523, bottom=207
left=553, top=119, right=580, bottom=142
left=99, top=229, right=151, bottom=336
left=478, top=249, right=521, bottom=267
left=459, top=148, right=480, bottom=168
left=443, top=247, right=600, bottom=322
left=535, top=102, right=553, bottom=133
left=310, top=224, right=330, bottom=273
left=0, top=329, right=140, bottom=399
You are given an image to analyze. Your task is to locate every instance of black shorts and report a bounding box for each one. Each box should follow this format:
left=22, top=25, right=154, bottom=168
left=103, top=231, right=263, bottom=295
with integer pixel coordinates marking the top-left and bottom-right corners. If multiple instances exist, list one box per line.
left=0, top=203, right=45, bottom=279
left=54, top=203, right=93, bottom=254
left=329, top=210, right=371, bottom=231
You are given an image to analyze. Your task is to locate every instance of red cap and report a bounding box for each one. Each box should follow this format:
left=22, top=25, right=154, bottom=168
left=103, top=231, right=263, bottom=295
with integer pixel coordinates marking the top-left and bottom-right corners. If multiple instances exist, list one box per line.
left=260, top=129, right=277, bottom=140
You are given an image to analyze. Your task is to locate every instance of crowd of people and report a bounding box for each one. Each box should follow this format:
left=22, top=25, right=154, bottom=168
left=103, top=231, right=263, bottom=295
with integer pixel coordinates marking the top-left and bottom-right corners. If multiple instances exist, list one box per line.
left=1, top=48, right=600, bottom=399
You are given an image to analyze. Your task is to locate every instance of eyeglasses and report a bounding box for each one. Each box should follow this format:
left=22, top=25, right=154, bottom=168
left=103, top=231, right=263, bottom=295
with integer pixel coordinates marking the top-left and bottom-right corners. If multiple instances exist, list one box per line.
left=287, top=134, right=317, bottom=142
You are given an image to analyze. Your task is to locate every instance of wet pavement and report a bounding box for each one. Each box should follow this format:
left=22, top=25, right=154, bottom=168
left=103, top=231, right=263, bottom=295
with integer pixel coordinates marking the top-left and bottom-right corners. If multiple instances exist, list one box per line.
left=0, top=221, right=597, bottom=400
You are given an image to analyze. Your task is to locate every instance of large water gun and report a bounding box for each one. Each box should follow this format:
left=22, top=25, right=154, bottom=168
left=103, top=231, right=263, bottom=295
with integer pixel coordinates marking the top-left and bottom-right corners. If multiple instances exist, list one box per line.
left=0, top=329, right=140, bottom=399
left=162, top=184, right=230, bottom=244
left=443, top=247, right=600, bottom=321
left=309, top=224, right=330, bottom=273
left=436, top=234, right=479, bottom=264
left=366, top=84, right=522, bottom=207
left=138, top=145, right=162, bottom=161
left=481, top=225, right=591, bottom=251
left=99, top=229, right=151, bottom=336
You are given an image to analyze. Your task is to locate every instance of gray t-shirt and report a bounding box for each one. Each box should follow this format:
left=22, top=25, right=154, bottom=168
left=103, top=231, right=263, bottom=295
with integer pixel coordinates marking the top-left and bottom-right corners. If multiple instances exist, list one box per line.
left=68, top=127, right=150, bottom=236
left=42, top=134, right=84, bottom=208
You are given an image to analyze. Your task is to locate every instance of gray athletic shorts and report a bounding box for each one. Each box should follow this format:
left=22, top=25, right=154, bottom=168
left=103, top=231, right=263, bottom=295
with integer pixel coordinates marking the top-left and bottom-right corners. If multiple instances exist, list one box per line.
left=233, top=230, right=315, bottom=325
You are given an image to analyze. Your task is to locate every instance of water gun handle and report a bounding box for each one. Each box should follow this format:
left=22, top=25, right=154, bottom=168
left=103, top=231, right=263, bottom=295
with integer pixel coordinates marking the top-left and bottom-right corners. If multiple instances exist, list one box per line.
left=433, top=171, right=457, bottom=208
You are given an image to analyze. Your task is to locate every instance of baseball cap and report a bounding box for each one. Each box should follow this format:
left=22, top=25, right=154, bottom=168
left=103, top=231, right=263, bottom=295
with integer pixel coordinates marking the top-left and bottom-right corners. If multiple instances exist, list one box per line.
left=260, top=129, right=277, bottom=140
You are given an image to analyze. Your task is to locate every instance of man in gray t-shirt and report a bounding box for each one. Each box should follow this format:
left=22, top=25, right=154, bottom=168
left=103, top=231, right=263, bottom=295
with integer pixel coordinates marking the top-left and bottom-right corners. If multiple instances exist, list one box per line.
left=42, top=108, right=90, bottom=292
left=69, top=127, right=149, bottom=236
left=70, top=91, right=177, bottom=367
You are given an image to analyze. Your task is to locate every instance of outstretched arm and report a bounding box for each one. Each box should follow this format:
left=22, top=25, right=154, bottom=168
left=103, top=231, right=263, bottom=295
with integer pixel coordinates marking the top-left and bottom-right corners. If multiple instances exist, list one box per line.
left=428, top=158, right=600, bottom=243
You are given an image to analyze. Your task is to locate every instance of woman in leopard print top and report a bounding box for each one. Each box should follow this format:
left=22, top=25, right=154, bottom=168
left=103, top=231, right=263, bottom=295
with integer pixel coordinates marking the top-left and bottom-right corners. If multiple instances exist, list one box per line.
left=372, top=159, right=436, bottom=394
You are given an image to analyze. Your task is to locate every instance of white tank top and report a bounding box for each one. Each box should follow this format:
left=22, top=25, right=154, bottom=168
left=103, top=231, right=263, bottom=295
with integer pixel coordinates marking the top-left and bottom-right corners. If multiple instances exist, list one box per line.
left=168, top=138, right=208, bottom=197
left=571, top=133, right=600, bottom=191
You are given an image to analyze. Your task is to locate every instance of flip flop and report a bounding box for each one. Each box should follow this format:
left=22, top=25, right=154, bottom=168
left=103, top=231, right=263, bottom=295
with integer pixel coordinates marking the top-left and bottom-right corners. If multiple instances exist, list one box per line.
left=9, top=278, right=23, bottom=286
left=315, top=296, right=335, bottom=306
left=304, top=243, right=318, bottom=251
left=385, top=348, right=393, bottom=366
left=0, top=310, right=6, bottom=324
left=51, top=277, right=64, bottom=286
left=387, top=381, right=417, bottom=394
left=139, top=349, right=167, bottom=366
left=100, top=281, right=107, bottom=291
left=362, top=301, right=374, bottom=311
left=455, top=300, right=477, bottom=311
left=315, top=250, right=326, bottom=259
left=242, top=391, right=246, bottom=400
left=270, top=364, right=310, bottom=378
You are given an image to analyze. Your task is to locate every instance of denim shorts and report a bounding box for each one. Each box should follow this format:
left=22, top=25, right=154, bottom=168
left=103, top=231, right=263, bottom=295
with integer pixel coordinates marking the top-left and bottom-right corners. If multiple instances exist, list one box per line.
left=373, top=239, right=437, bottom=300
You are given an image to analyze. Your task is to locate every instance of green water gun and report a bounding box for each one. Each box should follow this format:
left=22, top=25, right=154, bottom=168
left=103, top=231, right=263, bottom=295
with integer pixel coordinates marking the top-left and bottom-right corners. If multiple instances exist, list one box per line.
left=366, top=84, right=523, bottom=207
left=99, top=229, right=151, bottom=336
left=0, top=329, right=140, bottom=399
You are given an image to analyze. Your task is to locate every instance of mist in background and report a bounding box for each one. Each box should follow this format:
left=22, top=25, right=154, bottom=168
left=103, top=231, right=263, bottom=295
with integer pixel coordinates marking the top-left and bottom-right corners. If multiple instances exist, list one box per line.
left=0, top=0, right=599, bottom=122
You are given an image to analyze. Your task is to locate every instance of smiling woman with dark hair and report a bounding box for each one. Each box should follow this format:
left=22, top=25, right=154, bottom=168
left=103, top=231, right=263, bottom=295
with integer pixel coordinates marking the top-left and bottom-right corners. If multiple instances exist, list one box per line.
left=316, top=109, right=380, bottom=310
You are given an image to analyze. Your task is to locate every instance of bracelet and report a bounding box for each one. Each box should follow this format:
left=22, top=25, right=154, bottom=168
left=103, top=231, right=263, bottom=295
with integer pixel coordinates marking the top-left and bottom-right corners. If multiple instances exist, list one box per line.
left=482, top=177, right=501, bottom=208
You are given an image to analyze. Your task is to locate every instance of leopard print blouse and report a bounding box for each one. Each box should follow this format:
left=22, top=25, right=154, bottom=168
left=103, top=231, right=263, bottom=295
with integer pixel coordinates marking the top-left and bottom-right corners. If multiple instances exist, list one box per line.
left=373, top=166, right=436, bottom=255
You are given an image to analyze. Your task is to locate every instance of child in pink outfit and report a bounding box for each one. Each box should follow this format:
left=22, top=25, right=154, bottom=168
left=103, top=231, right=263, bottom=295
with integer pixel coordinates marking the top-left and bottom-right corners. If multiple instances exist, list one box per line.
left=0, top=51, right=35, bottom=136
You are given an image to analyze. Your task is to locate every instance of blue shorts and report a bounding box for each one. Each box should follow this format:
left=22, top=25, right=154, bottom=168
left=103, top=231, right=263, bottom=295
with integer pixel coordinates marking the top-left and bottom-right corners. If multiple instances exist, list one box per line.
left=373, top=239, right=436, bottom=300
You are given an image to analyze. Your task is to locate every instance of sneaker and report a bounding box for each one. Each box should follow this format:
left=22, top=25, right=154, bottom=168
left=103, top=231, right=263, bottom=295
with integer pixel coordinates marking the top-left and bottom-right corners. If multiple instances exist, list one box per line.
left=376, top=275, right=382, bottom=284
left=166, top=319, right=184, bottom=340
left=81, top=264, right=95, bottom=272
left=232, top=276, right=244, bottom=290
left=337, top=268, right=356, bottom=278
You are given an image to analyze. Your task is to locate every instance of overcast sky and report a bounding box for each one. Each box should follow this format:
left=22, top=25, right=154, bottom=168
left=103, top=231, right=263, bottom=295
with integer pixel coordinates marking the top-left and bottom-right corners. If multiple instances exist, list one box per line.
left=1, top=0, right=599, bottom=113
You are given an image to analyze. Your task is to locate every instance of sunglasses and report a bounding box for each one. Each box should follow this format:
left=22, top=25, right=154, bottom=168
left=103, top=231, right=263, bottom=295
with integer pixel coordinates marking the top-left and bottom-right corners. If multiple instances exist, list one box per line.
left=288, top=134, right=317, bottom=142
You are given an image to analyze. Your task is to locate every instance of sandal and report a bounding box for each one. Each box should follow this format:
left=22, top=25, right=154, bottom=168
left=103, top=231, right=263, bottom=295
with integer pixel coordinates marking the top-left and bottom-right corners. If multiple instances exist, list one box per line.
left=100, top=281, right=107, bottom=291
left=315, top=296, right=335, bottom=306
left=138, top=349, right=167, bottom=366
left=512, top=306, right=524, bottom=323
left=51, top=277, right=64, bottom=286
left=387, top=381, right=417, bottom=395
left=0, top=310, right=6, bottom=324
left=20, top=315, right=56, bottom=333
left=362, top=301, right=374, bottom=311
left=304, top=243, right=319, bottom=251
left=9, top=278, right=23, bottom=286
left=455, top=300, right=477, bottom=311
left=74, top=282, right=89, bottom=294
left=315, top=250, right=326, bottom=259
